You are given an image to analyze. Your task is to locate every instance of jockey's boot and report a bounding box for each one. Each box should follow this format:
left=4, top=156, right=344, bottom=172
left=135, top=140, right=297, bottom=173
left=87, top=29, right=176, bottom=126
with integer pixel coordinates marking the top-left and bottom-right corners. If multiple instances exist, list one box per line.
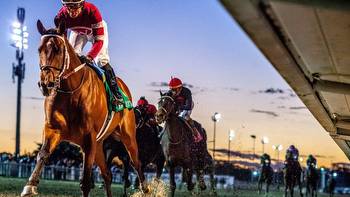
left=102, top=63, right=124, bottom=105
left=188, top=119, right=203, bottom=143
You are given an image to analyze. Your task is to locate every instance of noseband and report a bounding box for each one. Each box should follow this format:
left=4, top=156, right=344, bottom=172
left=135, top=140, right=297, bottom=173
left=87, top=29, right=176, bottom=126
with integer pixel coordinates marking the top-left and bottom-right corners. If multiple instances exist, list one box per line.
left=39, top=34, right=86, bottom=95
left=158, top=95, right=175, bottom=119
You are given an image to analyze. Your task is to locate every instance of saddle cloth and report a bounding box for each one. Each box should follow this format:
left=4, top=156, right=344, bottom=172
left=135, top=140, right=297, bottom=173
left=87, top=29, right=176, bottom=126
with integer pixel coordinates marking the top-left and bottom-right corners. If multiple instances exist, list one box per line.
left=89, top=62, right=133, bottom=112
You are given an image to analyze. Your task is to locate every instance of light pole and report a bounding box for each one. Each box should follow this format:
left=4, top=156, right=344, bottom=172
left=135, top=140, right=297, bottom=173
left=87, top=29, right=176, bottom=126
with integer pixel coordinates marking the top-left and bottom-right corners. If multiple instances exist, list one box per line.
left=261, top=136, right=269, bottom=154
left=228, top=129, right=235, bottom=162
left=11, top=7, right=28, bottom=158
left=250, top=135, right=256, bottom=161
left=211, top=112, right=221, bottom=161
left=272, top=144, right=283, bottom=167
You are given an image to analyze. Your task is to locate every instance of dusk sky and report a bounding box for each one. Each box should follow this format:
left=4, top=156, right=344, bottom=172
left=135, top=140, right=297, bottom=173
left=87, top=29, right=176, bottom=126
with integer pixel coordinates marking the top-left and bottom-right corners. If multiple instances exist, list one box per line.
left=0, top=0, right=348, bottom=167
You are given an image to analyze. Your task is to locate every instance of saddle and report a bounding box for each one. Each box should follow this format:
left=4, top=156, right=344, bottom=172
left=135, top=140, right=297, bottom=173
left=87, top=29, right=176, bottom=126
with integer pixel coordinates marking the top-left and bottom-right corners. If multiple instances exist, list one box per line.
left=178, top=118, right=206, bottom=142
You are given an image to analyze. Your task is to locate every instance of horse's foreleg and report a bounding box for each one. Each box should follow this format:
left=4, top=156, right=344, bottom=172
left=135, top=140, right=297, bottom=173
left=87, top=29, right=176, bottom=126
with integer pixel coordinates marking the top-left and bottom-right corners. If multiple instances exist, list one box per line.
left=155, top=152, right=165, bottom=180
left=169, top=165, right=176, bottom=197
left=120, top=118, right=149, bottom=193
left=284, top=181, right=288, bottom=197
left=21, top=131, right=61, bottom=197
left=186, top=167, right=195, bottom=191
left=209, top=164, right=217, bottom=196
left=122, top=162, right=130, bottom=197
left=299, top=177, right=304, bottom=197
left=95, top=145, right=112, bottom=197
left=197, top=169, right=206, bottom=191
left=265, top=182, right=271, bottom=195
left=81, top=135, right=96, bottom=197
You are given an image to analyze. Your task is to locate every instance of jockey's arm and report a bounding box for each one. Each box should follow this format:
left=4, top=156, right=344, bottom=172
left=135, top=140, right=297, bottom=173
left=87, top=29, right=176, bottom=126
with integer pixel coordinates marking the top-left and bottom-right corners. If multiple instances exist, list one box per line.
left=88, top=6, right=104, bottom=59
left=181, top=88, right=193, bottom=111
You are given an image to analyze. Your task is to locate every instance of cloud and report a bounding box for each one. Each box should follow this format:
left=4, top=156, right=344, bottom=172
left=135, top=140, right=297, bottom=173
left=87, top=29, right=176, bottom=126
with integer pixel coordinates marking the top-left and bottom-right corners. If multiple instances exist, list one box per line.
left=213, top=148, right=260, bottom=160
left=250, top=109, right=278, bottom=117
left=149, top=81, right=194, bottom=88
left=259, top=88, right=284, bottom=94
left=149, top=82, right=168, bottom=87
left=223, top=87, right=240, bottom=92
left=24, top=96, right=44, bottom=101
left=289, top=106, right=307, bottom=110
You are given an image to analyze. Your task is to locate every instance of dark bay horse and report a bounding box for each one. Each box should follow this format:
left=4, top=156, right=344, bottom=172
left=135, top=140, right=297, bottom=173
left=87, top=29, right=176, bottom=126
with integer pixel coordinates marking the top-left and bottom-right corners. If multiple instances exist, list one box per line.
left=21, top=20, right=147, bottom=197
left=284, top=159, right=303, bottom=197
left=155, top=91, right=211, bottom=197
left=258, top=159, right=273, bottom=196
left=305, top=163, right=319, bottom=197
left=103, top=106, right=165, bottom=196
left=133, top=107, right=165, bottom=187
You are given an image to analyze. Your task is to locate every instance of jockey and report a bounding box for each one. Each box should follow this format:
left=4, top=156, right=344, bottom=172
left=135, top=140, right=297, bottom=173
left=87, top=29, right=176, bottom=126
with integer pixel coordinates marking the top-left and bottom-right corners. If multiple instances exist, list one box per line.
left=260, top=153, right=271, bottom=166
left=136, top=97, right=158, bottom=130
left=54, top=0, right=123, bottom=104
left=285, top=145, right=299, bottom=161
left=168, top=77, right=203, bottom=142
left=306, top=154, right=317, bottom=167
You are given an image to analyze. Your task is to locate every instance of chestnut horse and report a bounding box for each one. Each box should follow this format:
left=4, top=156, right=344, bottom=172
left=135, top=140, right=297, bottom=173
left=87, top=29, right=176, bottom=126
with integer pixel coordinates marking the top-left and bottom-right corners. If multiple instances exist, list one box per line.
left=21, top=20, right=147, bottom=197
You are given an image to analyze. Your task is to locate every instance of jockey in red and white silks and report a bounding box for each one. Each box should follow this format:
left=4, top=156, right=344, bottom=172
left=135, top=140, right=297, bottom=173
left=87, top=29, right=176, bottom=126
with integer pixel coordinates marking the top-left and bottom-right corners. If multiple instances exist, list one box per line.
left=55, top=0, right=123, bottom=102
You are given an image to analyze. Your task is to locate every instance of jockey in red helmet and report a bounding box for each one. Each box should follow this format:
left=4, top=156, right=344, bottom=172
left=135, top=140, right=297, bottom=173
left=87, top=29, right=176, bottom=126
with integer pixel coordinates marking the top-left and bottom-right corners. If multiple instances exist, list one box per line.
left=136, top=97, right=159, bottom=131
left=168, top=77, right=203, bottom=142
left=55, top=0, right=123, bottom=104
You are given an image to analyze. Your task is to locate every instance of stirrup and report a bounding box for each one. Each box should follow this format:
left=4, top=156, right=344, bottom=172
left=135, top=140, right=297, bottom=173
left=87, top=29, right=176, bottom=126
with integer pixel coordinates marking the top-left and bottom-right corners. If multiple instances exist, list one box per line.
left=112, top=96, right=124, bottom=105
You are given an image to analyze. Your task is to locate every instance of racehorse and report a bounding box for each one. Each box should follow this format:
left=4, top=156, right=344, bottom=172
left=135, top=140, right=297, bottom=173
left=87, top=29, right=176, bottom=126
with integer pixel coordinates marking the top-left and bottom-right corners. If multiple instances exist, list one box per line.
left=284, top=159, right=303, bottom=197
left=103, top=106, right=166, bottom=196
left=180, top=128, right=217, bottom=195
left=133, top=107, right=165, bottom=187
left=326, top=172, right=336, bottom=197
left=155, top=91, right=210, bottom=197
left=305, top=162, right=319, bottom=197
left=21, top=20, right=148, bottom=197
left=103, top=135, right=131, bottom=197
left=258, top=159, right=273, bottom=196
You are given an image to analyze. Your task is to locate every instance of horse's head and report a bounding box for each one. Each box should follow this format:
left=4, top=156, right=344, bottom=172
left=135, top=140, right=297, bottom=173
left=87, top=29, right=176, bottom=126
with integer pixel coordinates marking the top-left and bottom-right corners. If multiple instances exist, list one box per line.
left=155, top=90, right=176, bottom=124
left=263, top=159, right=271, bottom=167
left=36, top=20, right=68, bottom=96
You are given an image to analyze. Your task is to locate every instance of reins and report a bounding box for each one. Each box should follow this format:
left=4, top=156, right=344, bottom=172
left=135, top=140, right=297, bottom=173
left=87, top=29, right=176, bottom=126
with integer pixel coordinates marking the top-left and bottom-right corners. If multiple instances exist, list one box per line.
left=159, top=95, right=185, bottom=145
left=40, top=34, right=86, bottom=95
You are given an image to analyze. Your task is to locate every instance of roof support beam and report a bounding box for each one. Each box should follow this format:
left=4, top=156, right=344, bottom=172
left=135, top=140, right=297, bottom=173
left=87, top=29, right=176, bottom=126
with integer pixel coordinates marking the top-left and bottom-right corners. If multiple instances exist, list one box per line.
left=314, top=79, right=350, bottom=95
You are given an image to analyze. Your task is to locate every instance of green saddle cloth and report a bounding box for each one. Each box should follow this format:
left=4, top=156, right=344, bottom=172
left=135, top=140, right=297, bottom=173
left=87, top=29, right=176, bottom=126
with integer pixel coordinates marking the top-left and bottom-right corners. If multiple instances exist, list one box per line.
left=103, top=78, right=133, bottom=112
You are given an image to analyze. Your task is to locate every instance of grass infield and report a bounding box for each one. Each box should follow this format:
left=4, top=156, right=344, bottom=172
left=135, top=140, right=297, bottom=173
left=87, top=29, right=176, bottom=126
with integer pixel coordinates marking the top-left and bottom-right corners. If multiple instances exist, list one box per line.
left=0, top=177, right=343, bottom=197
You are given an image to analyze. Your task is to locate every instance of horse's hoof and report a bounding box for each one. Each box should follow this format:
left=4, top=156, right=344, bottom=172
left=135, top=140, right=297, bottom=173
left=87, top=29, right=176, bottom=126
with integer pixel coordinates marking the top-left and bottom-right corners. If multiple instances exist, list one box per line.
left=210, top=190, right=218, bottom=196
left=187, top=183, right=195, bottom=191
left=21, top=185, right=38, bottom=197
left=199, top=183, right=207, bottom=191
left=142, top=183, right=150, bottom=193
left=125, top=180, right=131, bottom=188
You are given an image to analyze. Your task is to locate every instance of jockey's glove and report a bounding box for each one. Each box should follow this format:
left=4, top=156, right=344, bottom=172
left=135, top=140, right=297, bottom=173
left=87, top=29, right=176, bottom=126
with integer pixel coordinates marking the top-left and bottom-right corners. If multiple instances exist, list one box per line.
left=79, top=55, right=93, bottom=66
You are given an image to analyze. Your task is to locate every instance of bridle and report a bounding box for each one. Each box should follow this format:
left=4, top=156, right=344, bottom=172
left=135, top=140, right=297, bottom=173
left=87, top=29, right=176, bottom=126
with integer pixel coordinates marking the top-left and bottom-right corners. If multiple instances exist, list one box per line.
left=158, top=95, right=175, bottom=120
left=135, top=108, right=145, bottom=129
left=39, top=34, right=86, bottom=95
left=158, top=95, right=184, bottom=145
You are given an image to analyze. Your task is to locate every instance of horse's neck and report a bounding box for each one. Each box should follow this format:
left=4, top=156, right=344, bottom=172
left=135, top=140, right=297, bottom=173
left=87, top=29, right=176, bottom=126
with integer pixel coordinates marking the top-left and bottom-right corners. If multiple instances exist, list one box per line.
left=165, top=114, right=185, bottom=140
left=60, top=45, right=86, bottom=91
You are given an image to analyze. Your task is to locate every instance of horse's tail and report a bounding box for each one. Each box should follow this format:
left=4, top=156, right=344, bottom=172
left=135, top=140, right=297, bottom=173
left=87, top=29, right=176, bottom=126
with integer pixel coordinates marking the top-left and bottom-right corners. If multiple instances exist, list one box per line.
left=117, top=77, right=132, bottom=102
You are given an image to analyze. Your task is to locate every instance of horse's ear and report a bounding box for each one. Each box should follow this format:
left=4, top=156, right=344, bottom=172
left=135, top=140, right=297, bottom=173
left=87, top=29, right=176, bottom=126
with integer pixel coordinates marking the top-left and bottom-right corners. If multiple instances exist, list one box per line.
left=57, top=21, right=66, bottom=35
left=159, top=90, right=163, bottom=97
left=37, top=20, right=46, bottom=35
